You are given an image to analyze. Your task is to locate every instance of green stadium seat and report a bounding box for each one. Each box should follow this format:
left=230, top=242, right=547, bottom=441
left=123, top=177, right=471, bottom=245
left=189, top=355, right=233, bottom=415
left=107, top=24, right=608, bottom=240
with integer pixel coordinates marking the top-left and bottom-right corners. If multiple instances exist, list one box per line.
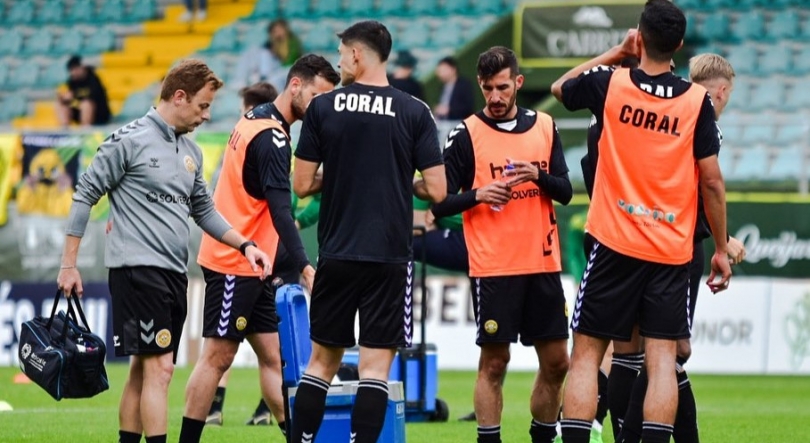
left=725, top=0, right=768, bottom=9
left=203, top=26, right=238, bottom=53
left=83, top=27, right=115, bottom=54
left=0, top=30, right=24, bottom=56
left=463, top=16, right=497, bottom=41
left=409, top=0, right=438, bottom=16
left=471, top=0, right=502, bottom=15
left=704, top=0, right=736, bottom=9
left=39, top=60, right=68, bottom=88
left=748, top=82, right=785, bottom=111
left=432, top=20, right=462, bottom=47
left=67, top=0, right=95, bottom=23
left=52, top=28, right=85, bottom=56
left=697, top=11, right=730, bottom=41
left=770, top=0, right=806, bottom=8
left=757, top=44, right=792, bottom=76
left=798, top=18, right=810, bottom=41
left=343, top=0, right=373, bottom=18
left=729, top=148, right=769, bottom=181
left=684, top=11, right=700, bottom=42
left=203, top=56, right=230, bottom=83
left=128, top=0, right=157, bottom=23
left=726, top=77, right=752, bottom=110
left=719, top=122, right=743, bottom=146
left=742, top=124, right=775, bottom=145
left=0, top=93, right=28, bottom=121
left=442, top=0, right=469, bottom=15
left=280, top=0, right=309, bottom=18
left=36, top=0, right=65, bottom=24
left=765, top=9, right=800, bottom=40
left=377, top=0, right=405, bottom=17
left=118, top=91, right=155, bottom=121
left=238, top=22, right=267, bottom=50
left=397, top=22, right=430, bottom=50
left=4, top=1, right=35, bottom=24
left=23, top=28, right=54, bottom=55
left=305, top=25, right=335, bottom=51
left=315, top=0, right=342, bottom=17
left=675, top=0, right=704, bottom=10
left=774, top=124, right=806, bottom=145
left=8, top=61, right=40, bottom=89
left=726, top=46, right=758, bottom=75
left=782, top=85, right=810, bottom=111
left=250, top=0, right=279, bottom=19
left=718, top=148, right=734, bottom=174
left=0, top=64, right=8, bottom=90
left=730, top=10, right=765, bottom=41
left=792, top=45, right=810, bottom=74
left=98, top=0, right=126, bottom=24
left=769, top=146, right=804, bottom=180
left=210, top=93, right=241, bottom=122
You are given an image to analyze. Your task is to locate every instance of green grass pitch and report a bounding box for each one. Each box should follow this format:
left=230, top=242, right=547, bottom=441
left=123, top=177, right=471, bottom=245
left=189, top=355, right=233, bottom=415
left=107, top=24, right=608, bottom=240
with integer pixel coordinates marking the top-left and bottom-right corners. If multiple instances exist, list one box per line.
left=1, top=365, right=809, bottom=442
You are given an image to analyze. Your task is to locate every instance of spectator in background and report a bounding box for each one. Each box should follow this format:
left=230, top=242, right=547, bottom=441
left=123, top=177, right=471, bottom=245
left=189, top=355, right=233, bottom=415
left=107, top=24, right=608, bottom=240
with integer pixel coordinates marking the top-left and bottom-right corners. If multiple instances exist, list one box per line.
left=234, top=20, right=304, bottom=92
left=56, top=55, right=111, bottom=128
left=180, top=0, right=206, bottom=22
left=434, top=56, right=475, bottom=120
left=389, top=50, right=424, bottom=100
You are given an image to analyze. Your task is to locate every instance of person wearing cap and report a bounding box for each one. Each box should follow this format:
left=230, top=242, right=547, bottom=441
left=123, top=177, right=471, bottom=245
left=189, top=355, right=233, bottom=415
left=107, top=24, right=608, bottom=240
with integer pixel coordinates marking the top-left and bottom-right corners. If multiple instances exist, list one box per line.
left=389, top=50, right=424, bottom=100
left=55, top=55, right=111, bottom=127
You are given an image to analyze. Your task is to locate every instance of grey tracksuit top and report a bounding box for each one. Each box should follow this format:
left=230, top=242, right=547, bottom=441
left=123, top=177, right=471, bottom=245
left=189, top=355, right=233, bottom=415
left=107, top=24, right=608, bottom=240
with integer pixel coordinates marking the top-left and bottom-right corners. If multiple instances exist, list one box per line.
left=66, top=107, right=232, bottom=273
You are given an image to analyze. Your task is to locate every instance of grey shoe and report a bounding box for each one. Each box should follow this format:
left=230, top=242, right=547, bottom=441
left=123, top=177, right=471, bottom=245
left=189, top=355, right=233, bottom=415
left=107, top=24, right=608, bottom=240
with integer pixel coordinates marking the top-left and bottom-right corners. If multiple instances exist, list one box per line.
left=245, top=411, right=272, bottom=426
left=205, top=411, right=223, bottom=426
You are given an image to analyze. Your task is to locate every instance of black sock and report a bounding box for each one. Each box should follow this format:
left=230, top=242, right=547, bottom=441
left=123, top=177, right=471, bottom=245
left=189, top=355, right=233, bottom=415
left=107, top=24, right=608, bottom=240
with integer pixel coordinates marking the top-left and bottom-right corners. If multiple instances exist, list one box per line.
left=608, top=352, right=644, bottom=438
left=616, top=367, right=647, bottom=443
left=290, top=374, right=330, bottom=443
left=560, top=419, right=591, bottom=443
left=119, top=430, right=141, bottom=443
left=278, top=421, right=287, bottom=437
left=477, top=424, right=501, bottom=443
left=530, top=420, right=557, bottom=443
left=144, top=436, right=166, bottom=443
left=641, top=422, right=673, bottom=443
left=178, top=416, right=205, bottom=443
left=595, top=368, right=609, bottom=426
left=673, top=371, right=699, bottom=443
left=208, top=387, right=226, bottom=414
left=255, top=398, right=271, bottom=415
left=350, top=379, right=390, bottom=443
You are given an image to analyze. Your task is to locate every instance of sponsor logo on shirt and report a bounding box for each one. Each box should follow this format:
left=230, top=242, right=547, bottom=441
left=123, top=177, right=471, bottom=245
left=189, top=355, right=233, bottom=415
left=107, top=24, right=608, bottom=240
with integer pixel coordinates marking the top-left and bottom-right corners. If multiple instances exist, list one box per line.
left=145, top=192, right=191, bottom=205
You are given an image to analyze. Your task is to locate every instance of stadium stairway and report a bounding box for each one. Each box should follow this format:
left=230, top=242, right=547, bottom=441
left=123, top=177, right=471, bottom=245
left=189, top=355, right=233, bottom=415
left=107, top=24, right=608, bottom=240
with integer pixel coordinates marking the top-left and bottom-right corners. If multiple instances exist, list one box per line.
left=12, top=0, right=256, bottom=130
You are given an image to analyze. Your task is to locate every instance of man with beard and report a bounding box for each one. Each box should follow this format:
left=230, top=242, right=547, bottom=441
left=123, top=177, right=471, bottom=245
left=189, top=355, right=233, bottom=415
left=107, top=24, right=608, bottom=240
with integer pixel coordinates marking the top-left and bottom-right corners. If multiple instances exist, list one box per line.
left=290, top=20, right=446, bottom=443
left=431, top=46, right=573, bottom=443
left=179, top=54, right=340, bottom=443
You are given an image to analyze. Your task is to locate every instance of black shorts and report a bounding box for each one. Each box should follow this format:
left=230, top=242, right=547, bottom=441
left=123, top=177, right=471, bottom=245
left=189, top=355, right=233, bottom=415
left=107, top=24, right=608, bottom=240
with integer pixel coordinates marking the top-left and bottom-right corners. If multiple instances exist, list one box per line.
left=572, top=241, right=691, bottom=341
left=471, top=273, right=569, bottom=346
left=202, top=267, right=278, bottom=341
left=109, top=266, right=188, bottom=363
left=309, top=258, right=411, bottom=349
left=687, top=241, right=705, bottom=330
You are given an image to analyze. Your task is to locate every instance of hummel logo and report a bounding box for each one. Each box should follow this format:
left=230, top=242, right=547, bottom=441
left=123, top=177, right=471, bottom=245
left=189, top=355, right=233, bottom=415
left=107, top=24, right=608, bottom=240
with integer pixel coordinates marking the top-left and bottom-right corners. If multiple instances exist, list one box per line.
left=302, top=432, right=314, bottom=443
left=149, top=157, right=160, bottom=168
left=272, top=129, right=286, bottom=148
left=140, top=319, right=155, bottom=344
left=350, top=432, right=356, bottom=443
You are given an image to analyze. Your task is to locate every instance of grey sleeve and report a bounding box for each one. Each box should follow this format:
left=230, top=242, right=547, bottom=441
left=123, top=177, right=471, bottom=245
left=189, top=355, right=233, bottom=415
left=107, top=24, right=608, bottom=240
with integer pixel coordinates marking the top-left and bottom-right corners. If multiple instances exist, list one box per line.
left=65, top=136, right=130, bottom=237
left=189, top=153, right=231, bottom=240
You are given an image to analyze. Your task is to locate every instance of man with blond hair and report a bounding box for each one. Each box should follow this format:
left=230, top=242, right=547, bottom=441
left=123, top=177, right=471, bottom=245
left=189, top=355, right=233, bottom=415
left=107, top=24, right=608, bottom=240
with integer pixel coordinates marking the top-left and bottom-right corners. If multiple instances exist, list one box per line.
left=57, top=59, right=273, bottom=443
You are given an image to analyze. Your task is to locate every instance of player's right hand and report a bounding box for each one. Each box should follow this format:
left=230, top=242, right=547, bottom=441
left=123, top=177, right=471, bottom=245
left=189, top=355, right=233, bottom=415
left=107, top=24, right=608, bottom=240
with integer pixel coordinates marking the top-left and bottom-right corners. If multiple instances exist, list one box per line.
left=475, top=181, right=512, bottom=205
left=57, top=268, right=84, bottom=298
left=707, top=252, right=732, bottom=294
left=617, top=29, right=640, bottom=59
left=301, top=265, right=316, bottom=293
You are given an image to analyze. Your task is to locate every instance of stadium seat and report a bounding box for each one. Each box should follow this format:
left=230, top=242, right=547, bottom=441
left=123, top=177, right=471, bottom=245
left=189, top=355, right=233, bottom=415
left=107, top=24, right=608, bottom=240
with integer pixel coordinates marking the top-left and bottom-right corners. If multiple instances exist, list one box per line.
left=718, top=149, right=734, bottom=174
left=343, top=0, right=373, bottom=18
left=39, top=61, right=68, bottom=88
left=726, top=46, right=758, bottom=75
left=774, top=123, right=807, bottom=145
left=730, top=10, right=765, bottom=42
left=0, top=29, right=24, bottom=56
left=676, top=0, right=704, bottom=10
left=684, top=11, right=700, bottom=42
left=463, top=15, right=498, bottom=42
left=8, top=61, right=40, bottom=89
left=377, top=0, right=406, bottom=17
left=704, top=0, right=736, bottom=9
left=442, top=0, right=469, bottom=15
left=757, top=44, right=792, bottom=76
left=250, top=0, right=279, bottom=19
left=397, top=21, right=430, bottom=49
left=728, top=148, right=769, bottom=181
left=4, top=1, right=35, bottom=24
left=66, top=0, right=95, bottom=23
left=471, top=0, right=503, bottom=15
left=128, top=0, right=157, bottom=23
left=305, top=25, right=335, bottom=51
left=782, top=84, right=810, bottom=111
left=23, top=28, right=54, bottom=55
left=210, top=93, right=241, bottom=123
left=203, top=56, right=231, bottom=83
left=698, top=12, right=730, bottom=42
left=432, top=19, right=462, bottom=47
left=409, top=0, right=438, bottom=16
left=52, top=28, right=85, bottom=56
left=766, top=9, right=800, bottom=40
left=0, top=93, right=28, bottom=121
left=720, top=123, right=743, bottom=146
left=0, top=64, right=8, bottom=90
left=725, top=0, right=768, bottom=9
left=280, top=0, right=309, bottom=18
left=35, top=0, right=64, bottom=24
left=726, top=77, right=752, bottom=111
left=118, top=91, right=155, bottom=121
left=769, top=146, right=804, bottom=180
left=314, top=0, right=342, bottom=17
left=793, top=45, right=810, bottom=75
left=97, top=0, right=126, bottom=24
left=203, top=26, right=238, bottom=53
left=83, top=27, right=116, bottom=54
left=748, top=82, right=786, bottom=111
left=742, top=123, right=775, bottom=145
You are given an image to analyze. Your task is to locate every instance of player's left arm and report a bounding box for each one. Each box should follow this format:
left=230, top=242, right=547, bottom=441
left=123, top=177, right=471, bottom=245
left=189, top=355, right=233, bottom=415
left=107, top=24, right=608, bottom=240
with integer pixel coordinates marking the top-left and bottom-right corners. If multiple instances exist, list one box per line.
left=293, top=97, right=323, bottom=198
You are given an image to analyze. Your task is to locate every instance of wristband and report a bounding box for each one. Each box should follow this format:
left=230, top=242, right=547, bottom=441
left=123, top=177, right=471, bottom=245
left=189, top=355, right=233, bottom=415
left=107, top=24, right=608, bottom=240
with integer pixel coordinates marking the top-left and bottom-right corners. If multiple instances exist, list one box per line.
left=239, top=240, right=257, bottom=256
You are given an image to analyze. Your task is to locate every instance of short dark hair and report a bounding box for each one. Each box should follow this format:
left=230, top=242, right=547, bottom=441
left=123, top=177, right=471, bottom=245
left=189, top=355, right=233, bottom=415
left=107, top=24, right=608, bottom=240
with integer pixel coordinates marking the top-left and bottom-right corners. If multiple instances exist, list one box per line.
left=268, top=19, right=289, bottom=33
left=438, top=56, right=458, bottom=69
left=337, top=21, right=392, bottom=62
left=285, top=53, right=341, bottom=87
left=66, top=55, right=82, bottom=70
left=240, top=82, right=278, bottom=110
left=638, top=0, right=686, bottom=62
left=477, top=46, right=519, bottom=80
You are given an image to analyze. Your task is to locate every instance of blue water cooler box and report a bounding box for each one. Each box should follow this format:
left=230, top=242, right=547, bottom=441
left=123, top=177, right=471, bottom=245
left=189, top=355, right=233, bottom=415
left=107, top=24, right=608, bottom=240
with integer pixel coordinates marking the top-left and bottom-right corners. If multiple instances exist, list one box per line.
left=287, top=381, right=406, bottom=443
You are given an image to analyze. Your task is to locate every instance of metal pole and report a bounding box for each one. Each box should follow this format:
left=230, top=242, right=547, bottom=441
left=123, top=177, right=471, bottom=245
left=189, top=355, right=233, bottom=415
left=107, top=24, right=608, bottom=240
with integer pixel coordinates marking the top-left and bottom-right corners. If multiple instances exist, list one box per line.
left=799, top=117, right=809, bottom=196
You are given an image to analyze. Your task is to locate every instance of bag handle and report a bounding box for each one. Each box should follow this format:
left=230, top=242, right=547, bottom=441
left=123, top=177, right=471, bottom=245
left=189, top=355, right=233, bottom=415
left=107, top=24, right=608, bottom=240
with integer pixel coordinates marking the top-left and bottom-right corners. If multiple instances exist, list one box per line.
left=66, top=290, right=92, bottom=333
left=45, top=288, right=64, bottom=330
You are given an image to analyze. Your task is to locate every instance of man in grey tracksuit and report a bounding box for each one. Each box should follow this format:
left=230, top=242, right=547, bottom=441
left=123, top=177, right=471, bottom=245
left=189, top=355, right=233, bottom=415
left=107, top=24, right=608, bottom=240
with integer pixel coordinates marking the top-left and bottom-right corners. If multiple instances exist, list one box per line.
left=56, top=60, right=273, bottom=443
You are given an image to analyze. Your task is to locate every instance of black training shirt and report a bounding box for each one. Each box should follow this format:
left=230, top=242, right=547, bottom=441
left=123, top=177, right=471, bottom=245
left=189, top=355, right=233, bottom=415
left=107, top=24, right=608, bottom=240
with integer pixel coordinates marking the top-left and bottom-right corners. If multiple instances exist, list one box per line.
left=295, top=83, right=444, bottom=263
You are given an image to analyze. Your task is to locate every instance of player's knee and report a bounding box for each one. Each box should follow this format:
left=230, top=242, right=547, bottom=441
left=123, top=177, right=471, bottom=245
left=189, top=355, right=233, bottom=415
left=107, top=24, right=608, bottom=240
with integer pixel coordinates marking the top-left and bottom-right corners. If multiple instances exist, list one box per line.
left=543, top=354, right=570, bottom=384
left=142, top=354, right=175, bottom=388
left=479, top=351, right=510, bottom=381
left=203, top=343, right=238, bottom=373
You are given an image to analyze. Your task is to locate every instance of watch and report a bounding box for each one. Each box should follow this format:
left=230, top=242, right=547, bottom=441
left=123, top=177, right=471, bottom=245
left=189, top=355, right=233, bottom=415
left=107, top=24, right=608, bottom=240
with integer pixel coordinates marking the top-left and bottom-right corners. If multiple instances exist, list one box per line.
left=239, top=240, right=257, bottom=256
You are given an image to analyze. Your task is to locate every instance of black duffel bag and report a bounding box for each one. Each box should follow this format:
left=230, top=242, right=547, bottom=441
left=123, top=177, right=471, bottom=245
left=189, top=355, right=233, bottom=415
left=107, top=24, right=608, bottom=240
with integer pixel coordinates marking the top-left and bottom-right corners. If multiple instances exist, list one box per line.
left=18, top=289, right=109, bottom=400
